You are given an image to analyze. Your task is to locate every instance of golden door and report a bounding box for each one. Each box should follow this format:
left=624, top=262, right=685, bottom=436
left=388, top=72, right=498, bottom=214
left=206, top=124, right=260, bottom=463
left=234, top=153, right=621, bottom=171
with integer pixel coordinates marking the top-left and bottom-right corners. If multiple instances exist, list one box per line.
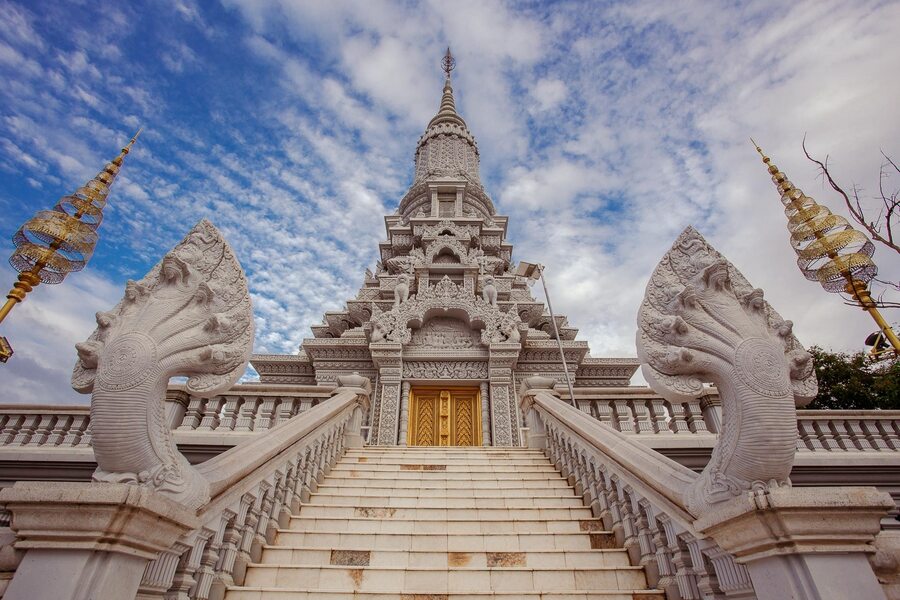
left=407, top=388, right=482, bottom=447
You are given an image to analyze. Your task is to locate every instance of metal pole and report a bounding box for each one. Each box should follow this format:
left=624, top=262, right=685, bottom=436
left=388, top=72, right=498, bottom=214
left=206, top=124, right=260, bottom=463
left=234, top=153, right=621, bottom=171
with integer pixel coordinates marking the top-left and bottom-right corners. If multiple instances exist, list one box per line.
left=537, top=265, right=577, bottom=407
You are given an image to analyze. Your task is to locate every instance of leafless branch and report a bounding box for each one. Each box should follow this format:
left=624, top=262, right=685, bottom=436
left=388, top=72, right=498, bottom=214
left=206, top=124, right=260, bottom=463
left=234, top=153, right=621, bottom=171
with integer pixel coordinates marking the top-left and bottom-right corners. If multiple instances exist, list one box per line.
left=802, top=136, right=900, bottom=256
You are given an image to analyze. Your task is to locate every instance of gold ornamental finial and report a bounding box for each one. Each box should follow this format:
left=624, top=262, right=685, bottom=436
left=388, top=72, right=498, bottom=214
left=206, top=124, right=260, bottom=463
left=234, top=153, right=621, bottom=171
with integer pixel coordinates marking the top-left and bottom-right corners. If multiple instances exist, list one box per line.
left=0, top=130, right=142, bottom=362
left=752, top=139, right=899, bottom=356
left=441, top=46, right=456, bottom=79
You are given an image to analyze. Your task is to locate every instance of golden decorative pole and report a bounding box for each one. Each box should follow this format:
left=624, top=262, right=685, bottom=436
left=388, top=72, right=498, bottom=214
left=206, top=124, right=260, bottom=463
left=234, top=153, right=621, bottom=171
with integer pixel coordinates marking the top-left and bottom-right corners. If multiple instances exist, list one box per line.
left=752, top=140, right=900, bottom=356
left=0, top=130, right=141, bottom=362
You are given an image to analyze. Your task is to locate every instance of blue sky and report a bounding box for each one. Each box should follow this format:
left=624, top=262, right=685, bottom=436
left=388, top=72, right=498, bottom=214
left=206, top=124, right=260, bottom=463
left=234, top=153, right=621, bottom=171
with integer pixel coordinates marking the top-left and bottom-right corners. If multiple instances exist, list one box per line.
left=1, top=0, right=898, bottom=403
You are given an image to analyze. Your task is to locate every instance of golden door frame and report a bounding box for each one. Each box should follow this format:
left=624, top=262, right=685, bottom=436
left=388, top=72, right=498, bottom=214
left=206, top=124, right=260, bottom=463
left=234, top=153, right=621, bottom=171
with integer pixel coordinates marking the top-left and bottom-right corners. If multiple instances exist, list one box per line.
left=407, top=387, right=482, bottom=447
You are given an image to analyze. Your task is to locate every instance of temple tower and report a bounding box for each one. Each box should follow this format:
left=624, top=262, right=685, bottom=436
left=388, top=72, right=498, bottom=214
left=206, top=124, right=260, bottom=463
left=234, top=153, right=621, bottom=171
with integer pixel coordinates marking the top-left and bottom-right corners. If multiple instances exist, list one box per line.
left=250, top=49, right=637, bottom=446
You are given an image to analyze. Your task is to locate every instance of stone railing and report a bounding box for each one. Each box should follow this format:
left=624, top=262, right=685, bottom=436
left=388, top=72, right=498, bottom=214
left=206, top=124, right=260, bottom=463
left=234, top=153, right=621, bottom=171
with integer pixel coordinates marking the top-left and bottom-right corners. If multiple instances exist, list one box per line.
left=135, top=383, right=368, bottom=599
left=521, top=381, right=894, bottom=600
left=796, top=410, right=900, bottom=452
left=0, top=380, right=370, bottom=600
left=524, top=386, right=757, bottom=599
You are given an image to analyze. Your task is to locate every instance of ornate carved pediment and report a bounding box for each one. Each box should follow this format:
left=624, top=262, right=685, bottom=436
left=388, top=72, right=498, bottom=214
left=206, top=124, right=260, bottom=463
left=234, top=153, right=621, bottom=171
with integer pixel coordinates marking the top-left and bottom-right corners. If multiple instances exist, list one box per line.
left=410, top=317, right=480, bottom=349
left=403, top=361, right=488, bottom=379
left=420, top=219, right=478, bottom=240
left=368, top=276, right=521, bottom=347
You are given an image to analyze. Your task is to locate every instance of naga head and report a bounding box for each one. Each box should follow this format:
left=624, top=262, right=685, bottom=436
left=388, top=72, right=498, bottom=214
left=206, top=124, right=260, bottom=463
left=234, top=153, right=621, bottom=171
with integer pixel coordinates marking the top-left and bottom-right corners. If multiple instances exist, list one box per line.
left=637, top=227, right=817, bottom=516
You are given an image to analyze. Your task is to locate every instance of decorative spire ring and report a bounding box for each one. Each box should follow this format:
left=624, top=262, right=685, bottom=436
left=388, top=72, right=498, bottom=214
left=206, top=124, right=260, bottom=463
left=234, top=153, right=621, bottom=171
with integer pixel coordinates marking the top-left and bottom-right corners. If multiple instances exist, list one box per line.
left=442, top=46, right=456, bottom=78
left=752, top=139, right=899, bottom=355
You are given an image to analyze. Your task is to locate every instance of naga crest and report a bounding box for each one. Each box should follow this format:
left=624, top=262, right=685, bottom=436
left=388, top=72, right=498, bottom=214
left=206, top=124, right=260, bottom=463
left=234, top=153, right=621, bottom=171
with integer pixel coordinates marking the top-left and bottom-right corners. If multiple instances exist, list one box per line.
left=72, top=219, right=254, bottom=509
left=637, top=227, right=817, bottom=516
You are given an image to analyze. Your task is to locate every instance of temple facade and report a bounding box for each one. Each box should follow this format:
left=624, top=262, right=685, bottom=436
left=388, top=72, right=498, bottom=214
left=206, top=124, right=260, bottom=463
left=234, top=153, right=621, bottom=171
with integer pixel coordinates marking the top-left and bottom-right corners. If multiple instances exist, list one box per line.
left=252, top=58, right=636, bottom=448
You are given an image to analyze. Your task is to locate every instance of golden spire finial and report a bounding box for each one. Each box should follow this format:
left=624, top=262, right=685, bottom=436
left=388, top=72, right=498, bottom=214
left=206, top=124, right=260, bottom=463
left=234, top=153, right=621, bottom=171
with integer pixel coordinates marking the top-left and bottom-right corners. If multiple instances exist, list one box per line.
left=752, top=138, right=899, bottom=355
left=0, top=130, right=142, bottom=362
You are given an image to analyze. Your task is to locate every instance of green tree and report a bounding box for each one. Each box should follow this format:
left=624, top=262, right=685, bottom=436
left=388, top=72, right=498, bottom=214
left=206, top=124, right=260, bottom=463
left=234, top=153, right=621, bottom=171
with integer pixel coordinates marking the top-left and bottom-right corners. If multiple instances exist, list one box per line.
left=805, top=346, right=900, bottom=410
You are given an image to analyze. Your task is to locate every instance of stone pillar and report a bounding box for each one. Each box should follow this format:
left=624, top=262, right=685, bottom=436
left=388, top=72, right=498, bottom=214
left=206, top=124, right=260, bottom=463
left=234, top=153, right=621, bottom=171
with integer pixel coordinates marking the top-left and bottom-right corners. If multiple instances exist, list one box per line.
left=699, top=392, right=722, bottom=434
left=371, top=342, right=403, bottom=446
left=479, top=382, right=491, bottom=446
left=488, top=342, right=521, bottom=447
left=398, top=382, right=411, bottom=447
left=694, top=486, right=894, bottom=600
left=0, top=482, right=198, bottom=600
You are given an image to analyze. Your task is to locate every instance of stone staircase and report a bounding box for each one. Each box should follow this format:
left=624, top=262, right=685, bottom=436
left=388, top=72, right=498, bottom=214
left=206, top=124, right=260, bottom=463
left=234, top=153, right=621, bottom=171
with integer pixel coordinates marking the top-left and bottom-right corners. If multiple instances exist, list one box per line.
left=226, top=447, right=663, bottom=599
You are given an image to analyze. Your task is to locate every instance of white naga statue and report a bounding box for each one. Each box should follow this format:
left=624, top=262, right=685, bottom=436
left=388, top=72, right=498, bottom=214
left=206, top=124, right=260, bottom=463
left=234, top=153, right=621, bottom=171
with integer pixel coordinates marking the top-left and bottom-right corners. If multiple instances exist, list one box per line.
left=637, top=227, right=817, bottom=516
left=482, top=275, right=497, bottom=307
left=72, top=220, right=254, bottom=509
left=394, top=273, right=411, bottom=308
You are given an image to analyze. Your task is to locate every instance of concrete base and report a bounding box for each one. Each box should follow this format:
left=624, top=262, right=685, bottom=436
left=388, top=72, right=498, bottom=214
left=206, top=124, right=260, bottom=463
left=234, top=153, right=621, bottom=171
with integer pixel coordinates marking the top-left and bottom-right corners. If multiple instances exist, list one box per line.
left=694, top=486, right=894, bottom=600
left=0, top=481, right=198, bottom=600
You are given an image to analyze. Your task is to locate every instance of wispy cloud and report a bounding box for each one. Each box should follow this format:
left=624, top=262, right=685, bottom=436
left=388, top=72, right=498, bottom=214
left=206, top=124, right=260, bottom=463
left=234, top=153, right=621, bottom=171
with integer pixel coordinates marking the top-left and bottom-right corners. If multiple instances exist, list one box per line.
left=0, top=0, right=897, bottom=402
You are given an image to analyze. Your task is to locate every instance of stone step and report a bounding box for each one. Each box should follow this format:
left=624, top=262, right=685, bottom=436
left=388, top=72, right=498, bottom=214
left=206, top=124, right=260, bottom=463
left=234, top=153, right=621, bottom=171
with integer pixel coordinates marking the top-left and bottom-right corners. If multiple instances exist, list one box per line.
left=307, top=494, right=584, bottom=508
left=341, top=453, right=552, bottom=462
left=295, top=505, right=593, bottom=521
left=241, top=564, right=650, bottom=592
left=350, top=447, right=544, bottom=453
left=273, top=531, right=617, bottom=552
left=288, top=517, right=607, bottom=535
left=313, top=484, right=577, bottom=497
left=227, top=589, right=663, bottom=599
left=330, top=464, right=559, bottom=473
left=321, top=476, right=572, bottom=488
left=260, top=547, right=632, bottom=569
left=327, top=470, right=565, bottom=480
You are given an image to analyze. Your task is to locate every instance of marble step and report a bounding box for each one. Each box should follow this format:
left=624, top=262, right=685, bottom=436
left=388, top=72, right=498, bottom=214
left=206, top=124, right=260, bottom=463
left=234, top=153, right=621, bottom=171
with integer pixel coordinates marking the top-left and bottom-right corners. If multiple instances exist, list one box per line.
left=313, top=484, right=577, bottom=497
left=273, top=530, right=617, bottom=552
left=295, top=505, right=593, bottom=520
left=241, top=564, right=650, bottom=592
left=307, top=494, right=584, bottom=508
left=260, top=547, right=632, bottom=569
left=320, top=476, right=572, bottom=488
left=288, top=517, right=607, bottom=535
left=330, top=464, right=559, bottom=473
left=227, top=589, right=663, bottom=599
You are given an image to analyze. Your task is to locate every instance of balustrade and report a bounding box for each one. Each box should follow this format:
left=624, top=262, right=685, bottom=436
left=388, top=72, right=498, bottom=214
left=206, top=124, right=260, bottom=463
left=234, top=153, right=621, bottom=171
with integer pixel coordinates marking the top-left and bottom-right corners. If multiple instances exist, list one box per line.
left=525, top=385, right=757, bottom=600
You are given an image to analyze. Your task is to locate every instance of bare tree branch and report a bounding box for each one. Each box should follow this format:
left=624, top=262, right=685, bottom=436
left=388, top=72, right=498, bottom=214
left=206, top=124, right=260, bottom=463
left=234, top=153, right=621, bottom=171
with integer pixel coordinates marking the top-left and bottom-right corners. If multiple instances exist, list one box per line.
left=802, top=136, right=900, bottom=256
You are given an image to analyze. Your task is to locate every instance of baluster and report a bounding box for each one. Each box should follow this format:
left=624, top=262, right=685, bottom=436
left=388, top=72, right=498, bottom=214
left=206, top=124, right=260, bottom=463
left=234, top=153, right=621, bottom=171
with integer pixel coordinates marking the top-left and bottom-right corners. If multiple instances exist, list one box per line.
left=667, top=401, right=691, bottom=433
left=10, top=414, right=39, bottom=446
left=258, top=485, right=277, bottom=548
left=662, top=519, right=702, bottom=600
left=648, top=399, right=669, bottom=433
left=235, top=396, right=261, bottom=432
left=685, top=399, right=710, bottom=433
left=863, top=419, right=891, bottom=450
left=29, top=414, right=55, bottom=446
left=830, top=419, right=857, bottom=451
left=255, top=398, right=277, bottom=431
left=648, top=509, right=678, bottom=599
left=705, top=544, right=755, bottom=599
left=0, top=415, right=24, bottom=444
left=572, top=449, right=589, bottom=499
left=813, top=419, right=838, bottom=450
left=634, top=499, right=660, bottom=585
left=880, top=419, right=900, bottom=450
left=46, top=414, right=73, bottom=446
left=796, top=419, right=823, bottom=451
left=297, top=398, right=313, bottom=416
left=583, top=457, right=603, bottom=517
left=177, top=396, right=205, bottom=430
left=848, top=418, right=876, bottom=450
left=274, top=397, right=293, bottom=424
left=136, top=541, right=189, bottom=599
left=618, top=484, right=641, bottom=564
left=197, top=396, right=225, bottom=431
left=631, top=400, right=654, bottom=433
left=194, top=519, right=229, bottom=600
left=282, top=458, right=301, bottom=523
left=168, top=530, right=211, bottom=600
left=77, top=422, right=93, bottom=447
left=299, top=447, right=314, bottom=504
left=212, top=514, right=242, bottom=594
left=219, top=396, right=243, bottom=430
left=612, top=400, right=635, bottom=433
left=233, top=492, right=258, bottom=585
left=62, top=414, right=88, bottom=446
left=684, top=535, right=727, bottom=600
left=604, top=474, right=625, bottom=546
left=267, top=470, right=288, bottom=539
left=593, top=399, right=614, bottom=427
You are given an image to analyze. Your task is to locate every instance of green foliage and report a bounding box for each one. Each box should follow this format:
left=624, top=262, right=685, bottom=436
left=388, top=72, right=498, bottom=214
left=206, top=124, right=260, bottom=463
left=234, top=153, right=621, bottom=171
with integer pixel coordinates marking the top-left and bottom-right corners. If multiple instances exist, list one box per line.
left=805, top=346, right=900, bottom=410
